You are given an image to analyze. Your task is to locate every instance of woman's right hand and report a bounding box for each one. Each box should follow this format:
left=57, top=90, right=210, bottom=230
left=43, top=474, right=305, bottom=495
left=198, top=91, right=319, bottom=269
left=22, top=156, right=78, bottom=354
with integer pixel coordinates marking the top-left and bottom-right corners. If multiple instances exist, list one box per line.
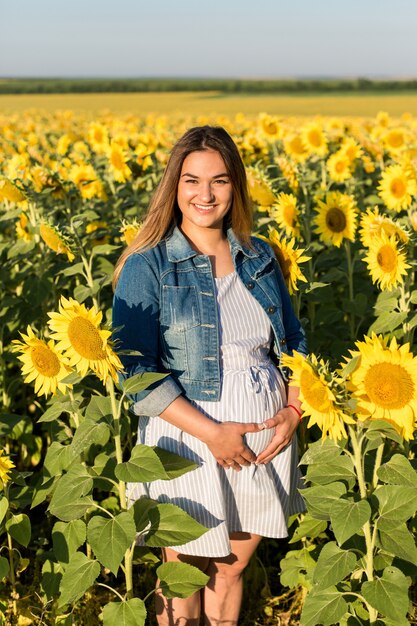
left=204, top=421, right=265, bottom=471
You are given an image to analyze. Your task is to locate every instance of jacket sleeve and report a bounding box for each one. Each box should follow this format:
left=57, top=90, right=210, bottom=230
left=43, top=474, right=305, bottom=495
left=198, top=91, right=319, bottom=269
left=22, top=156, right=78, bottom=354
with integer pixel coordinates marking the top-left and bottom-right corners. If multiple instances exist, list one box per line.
left=112, top=253, right=182, bottom=416
left=272, top=256, right=308, bottom=357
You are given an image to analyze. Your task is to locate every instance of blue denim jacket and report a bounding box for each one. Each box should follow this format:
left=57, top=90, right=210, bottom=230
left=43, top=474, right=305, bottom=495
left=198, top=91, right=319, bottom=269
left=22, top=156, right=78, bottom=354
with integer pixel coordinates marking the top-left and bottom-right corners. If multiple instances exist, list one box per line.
left=112, top=225, right=307, bottom=416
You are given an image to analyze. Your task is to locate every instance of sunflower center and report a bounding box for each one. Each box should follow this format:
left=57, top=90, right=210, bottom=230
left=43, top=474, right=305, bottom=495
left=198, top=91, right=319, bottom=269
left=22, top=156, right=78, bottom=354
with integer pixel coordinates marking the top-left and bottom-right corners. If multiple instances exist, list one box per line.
left=111, top=150, right=125, bottom=170
left=283, top=205, right=295, bottom=226
left=325, top=207, right=347, bottom=233
left=265, top=122, right=278, bottom=135
left=335, top=160, right=346, bottom=173
left=31, top=345, right=61, bottom=377
left=388, top=132, right=404, bottom=148
left=68, top=317, right=107, bottom=360
left=300, top=367, right=331, bottom=411
left=390, top=178, right=406, bottom=198
left=308, top=130, right=322, bottom=147
left=364, top=362, right=414, bottom=409
left=377, top=244, right=397, bottom=272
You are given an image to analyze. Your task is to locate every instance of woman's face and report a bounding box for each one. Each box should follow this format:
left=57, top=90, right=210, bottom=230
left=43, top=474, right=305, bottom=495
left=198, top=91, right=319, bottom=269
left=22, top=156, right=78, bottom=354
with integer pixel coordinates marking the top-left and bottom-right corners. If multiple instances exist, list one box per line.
left=177, top=149, right=233, bottom=236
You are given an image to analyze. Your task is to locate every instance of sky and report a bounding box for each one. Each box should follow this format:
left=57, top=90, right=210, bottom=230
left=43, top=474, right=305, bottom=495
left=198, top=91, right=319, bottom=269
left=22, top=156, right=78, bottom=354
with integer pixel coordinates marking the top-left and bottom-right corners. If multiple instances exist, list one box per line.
left=1, top=0, right=417, bottom=79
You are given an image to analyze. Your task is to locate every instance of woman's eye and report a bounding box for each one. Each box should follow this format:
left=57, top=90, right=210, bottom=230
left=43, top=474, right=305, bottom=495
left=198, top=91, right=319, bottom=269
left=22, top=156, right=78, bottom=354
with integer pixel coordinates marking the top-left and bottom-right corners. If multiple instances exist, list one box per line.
left=185, top=179, right=198, bottom=184
left=215, top=179, right=228, bottom=184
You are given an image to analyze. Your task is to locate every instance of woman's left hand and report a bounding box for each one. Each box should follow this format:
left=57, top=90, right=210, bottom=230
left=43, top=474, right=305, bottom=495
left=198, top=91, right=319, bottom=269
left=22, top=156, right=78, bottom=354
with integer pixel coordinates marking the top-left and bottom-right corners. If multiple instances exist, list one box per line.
left=255, top=406, right=300, bottom=464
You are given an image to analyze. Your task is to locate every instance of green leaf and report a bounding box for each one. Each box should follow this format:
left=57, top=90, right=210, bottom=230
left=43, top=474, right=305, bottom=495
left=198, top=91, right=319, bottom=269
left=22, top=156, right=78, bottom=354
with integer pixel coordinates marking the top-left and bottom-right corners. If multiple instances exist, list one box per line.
left=300, top=438, right=343, bottom=466
left=87, top=512, right=137, bottom=575
left=38, top=401, right=74, bottom=423
left=312, top=542, right=357, bottom=589
left=31, top=475, right=56, bottom=508
left=85, top=395, right=113, bottom=423
left=41, top=559, right=65, bottom=599
left=131, top=497, right=158, bottom=532
left=363, top=420, right=402, bottom=444
left=132, top=546, right=160, bottom=564
left=102, top=599, right=147, bottom=626
left=301, top=482, right=347, bottom=520
left=70, top=420, right=110, bottom=456
left=58, top=262, right=85, bottom=277
left=330, top=499, right=371, bottom=545
left=43, top=442, right=74, bottom=475
left=361, top=566, right=410, bottom=624
left=306, top=455, right=355, bottom=486
left=156, top=562, right=209, bottom=599
left=409, top=289, right=417, bottom=304
left=377, top=454, right=417, bottom=487
left=0, top=497, right=9, bottom=524
left=378, top=523, right=417, bottom=565
left=0, top=556, right=9, bottom=580
left=115, top=444, right=168, bottom=482
left=73, top=284, right=93, bottom=303
left=289, top=515, right=328, bottom=544
left=122, top=372, right=168, bottom=395
left=5, top=513, right=31, bottom=547
left=375, top=485, right=417, bottom=521
left=153, top=447, right=199, bottom=479
left=49, top=466, right=94, bottom=521
left=52, top=520, right=87, bottom=564
left=300, top=586, right=348, bottom=626
left=280, top=546, right=317, bottom=589
left=368, top=311, right=407, bottom=334
left=145, top=503, right=208, bottom=547
left=91, top=243, right=120, bottom=256
left=58, top=552, right=100, bottom=608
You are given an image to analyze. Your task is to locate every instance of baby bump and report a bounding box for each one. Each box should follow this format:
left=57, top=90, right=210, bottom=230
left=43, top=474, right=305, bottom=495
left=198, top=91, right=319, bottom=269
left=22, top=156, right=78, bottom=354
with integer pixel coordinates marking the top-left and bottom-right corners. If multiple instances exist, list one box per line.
left=244, top=427, right=276, bottom=457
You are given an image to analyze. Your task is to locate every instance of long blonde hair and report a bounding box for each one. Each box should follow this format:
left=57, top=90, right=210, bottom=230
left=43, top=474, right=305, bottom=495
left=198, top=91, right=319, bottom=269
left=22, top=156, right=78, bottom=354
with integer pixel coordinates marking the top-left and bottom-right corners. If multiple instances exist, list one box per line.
left=113, top=125, right=253, bottom=288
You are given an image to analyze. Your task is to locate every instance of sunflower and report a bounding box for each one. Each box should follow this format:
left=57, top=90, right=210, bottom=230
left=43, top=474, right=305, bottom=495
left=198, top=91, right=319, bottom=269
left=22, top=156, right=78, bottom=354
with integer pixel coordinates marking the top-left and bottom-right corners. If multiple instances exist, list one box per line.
left=326, top=151, right=352, bottom=183
left=359, top=206, right=409, bottom=248
left=15, top=213, right=33, bottom=242
left=340, top=137, right=363, bottom=162
left=39, top=223, right=75, bottom=262
left=135, top=143, right=153, bottom=171
left=362, top=231, right=410, bottom=291
left=47, top=296, right=123, bottom=383
left=247, top=167, right=277, bottom=208
left=270, top=193, right=300, bottom=238
left=275, top=156, right=299, bottom=191
left=409, top=211, right=417, bottom=232
left=262, top=229, right=310, bottom=294
left=56, top=134, right=73, bottom=156
left=281, top=351, right=354, bottom=441
left=0, top=450, right=15, bottom=489
left=313, top=192, right=357, bottom=247
left=301, top=122, right=328, bottom=157
left=258, top=113, right=281, bottom=141
left=283, top=134, right=308, bottom=163
left=12, top=326, right=72, bottom=397
left=88, top=122, right=109, bottom=154
left=378, top=165, right=416, bottom=212
left=120, top=220, right=142, bottom=246
left=68, top=163, right=106, bottom=200
left=107, top=141, right=132, bottom=183
left=0, top=178, right=26, bottom=203
left=383, top=127, right=407, bottom=154
left=347, top=334, right=417, bottom=440
left=85, top=221, right=109, bottom=246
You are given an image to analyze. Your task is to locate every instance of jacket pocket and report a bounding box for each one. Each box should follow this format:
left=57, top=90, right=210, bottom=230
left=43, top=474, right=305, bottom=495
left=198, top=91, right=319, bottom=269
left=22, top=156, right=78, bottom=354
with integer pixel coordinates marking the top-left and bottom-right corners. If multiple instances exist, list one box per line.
left=161, top=285, right=200, bottom=330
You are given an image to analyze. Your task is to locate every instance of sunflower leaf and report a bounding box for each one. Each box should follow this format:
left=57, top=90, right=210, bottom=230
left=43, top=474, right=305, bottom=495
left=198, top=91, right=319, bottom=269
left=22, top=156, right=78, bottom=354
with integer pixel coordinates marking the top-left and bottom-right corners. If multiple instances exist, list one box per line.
left=368, top=311, right=407, bottom=334
left=330, top=499, right=371, bottom=546
left=312, top=542, right=357, bottom=589
left=377, top=454, right=417, bottom=487
left=102, top=598, right=147, bottom=626
left=300, top=586, right=348, bottom=626
left=361, top=566, right=410, bottom=624
left=122, top=372, right=168, bottom=395
left=156, top=562, right=209, bottom=599
left=144, top=503, right=208, bottom=547
left=5, top=514, right=31, bottom=547
left=374, top=485, right=417, bottom=521
left=87, top=511, right=137, bottom=575
left=378, top=523, right=417, bottom=565
left=52, top=520, right=87, bottom=564
left=301, top=483, right=347, bottom=521
left=115, top=444, right=168, bottom=482
left=57, top=552, right=100, bottom=608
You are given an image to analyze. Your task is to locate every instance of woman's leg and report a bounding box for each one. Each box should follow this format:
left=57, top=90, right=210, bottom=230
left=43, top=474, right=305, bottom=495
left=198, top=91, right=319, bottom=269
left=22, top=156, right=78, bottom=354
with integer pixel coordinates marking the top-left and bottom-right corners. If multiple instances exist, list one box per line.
left=155, top=547, right=210, bottom=626
left=203, top=532, right=262, bottom=626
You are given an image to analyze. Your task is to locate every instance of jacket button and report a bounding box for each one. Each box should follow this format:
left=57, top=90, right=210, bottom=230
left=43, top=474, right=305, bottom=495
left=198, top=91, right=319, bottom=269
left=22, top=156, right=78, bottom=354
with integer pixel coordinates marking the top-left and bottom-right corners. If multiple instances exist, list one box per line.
left=246, top=282, right=255, bottom=290
left=280, top=337, right=287, bottom=345
left=267, top=306, right=276, bottom=314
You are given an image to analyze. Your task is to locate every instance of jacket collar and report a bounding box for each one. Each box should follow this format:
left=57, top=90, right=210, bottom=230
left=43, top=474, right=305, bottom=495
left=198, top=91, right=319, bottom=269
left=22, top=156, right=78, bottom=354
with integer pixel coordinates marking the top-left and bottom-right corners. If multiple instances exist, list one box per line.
left=165, top=225, right=257, bottom=263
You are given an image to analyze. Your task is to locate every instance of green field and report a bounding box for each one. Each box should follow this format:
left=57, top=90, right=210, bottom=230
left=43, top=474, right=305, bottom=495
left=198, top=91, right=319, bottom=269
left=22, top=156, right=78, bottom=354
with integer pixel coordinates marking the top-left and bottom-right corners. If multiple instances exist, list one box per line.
left=1, top=91, right=417, bottom=116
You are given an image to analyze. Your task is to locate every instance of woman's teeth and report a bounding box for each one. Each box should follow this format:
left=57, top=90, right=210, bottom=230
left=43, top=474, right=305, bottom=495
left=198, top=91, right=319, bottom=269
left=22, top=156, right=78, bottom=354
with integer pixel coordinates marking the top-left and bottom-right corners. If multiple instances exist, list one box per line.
left=194, top=204, right=214, bottom=211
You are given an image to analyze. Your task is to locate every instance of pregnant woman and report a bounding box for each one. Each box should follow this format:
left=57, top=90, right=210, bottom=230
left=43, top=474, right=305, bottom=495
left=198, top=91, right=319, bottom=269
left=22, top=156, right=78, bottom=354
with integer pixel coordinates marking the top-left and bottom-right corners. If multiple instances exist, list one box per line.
left=112, top=125, right=307, bottom=626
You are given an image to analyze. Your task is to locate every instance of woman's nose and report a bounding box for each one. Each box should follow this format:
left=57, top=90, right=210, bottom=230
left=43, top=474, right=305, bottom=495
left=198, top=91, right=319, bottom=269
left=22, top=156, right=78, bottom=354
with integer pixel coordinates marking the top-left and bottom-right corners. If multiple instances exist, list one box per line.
left=198, top=183, right=215, bottom=202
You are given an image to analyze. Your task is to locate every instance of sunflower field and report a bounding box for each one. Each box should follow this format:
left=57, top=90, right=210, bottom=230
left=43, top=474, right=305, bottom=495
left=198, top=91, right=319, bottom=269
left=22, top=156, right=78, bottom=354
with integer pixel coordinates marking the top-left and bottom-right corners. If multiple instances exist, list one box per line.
left=1, top=108, right=417, bottom=626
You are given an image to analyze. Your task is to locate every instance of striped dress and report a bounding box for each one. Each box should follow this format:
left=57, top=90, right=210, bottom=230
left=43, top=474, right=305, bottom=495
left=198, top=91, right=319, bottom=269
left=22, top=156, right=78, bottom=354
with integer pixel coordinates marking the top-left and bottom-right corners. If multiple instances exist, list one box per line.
left=127, top=271, right=305, bottom=557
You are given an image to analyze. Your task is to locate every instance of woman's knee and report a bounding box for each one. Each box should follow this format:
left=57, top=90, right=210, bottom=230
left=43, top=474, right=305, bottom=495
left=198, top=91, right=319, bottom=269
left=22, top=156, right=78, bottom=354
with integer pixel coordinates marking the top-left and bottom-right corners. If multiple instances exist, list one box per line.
left=161, top=547, right=210, bottom=573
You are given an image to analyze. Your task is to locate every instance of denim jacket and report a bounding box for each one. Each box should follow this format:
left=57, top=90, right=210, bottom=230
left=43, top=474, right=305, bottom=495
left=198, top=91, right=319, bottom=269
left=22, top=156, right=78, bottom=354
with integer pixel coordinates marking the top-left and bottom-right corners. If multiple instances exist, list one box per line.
left=112, top=225, right=307, bottom=416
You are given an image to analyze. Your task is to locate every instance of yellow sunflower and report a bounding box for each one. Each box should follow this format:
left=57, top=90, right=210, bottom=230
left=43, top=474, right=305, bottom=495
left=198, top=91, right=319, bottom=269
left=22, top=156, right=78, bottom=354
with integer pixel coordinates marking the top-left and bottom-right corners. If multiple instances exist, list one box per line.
left=0, top=178, right=26, bottom=203
left=47, top=296, right=123, bottom=383
left=359, top=206, right=409, bottom=248
left=120, top=220, right=142, bottom=246
left=88, top=122, right=109, bottom=154
left=301, top=122, right=328, bottom=157
left=340, top=138, right=363, bottom=163
left=0, top=450, right=15, bottom=489
left=383, top=127, right=407, bottom=154
left=262, top=229, right=310, bottom=294
left=12, top=326, right=72, bottom=397
left=270, top=193, right=300, bottom=238
left=362, top=231, right=410, bottom=291
left=409, top=211, right=417, bottom=232
left=326, top=151, right=352, bottom=183
left=347, top=334, right=417, bottom=440
left=15, top=213, right=33, bottom=242
left=68, top=163, right=106, bottom=200
left=283, top=134, right=308, bottom=163
left=378, top=164, right=416, bottom=212
left=281, top=351, right=355, bottom=441
left=258, top=113, right=281, bottom=141
left=313, top=192, right=357, bottom=247
left=247, top=167, right=277, bottom=208
left=107, top=141, right=132, bottom=183
left=85, top=221, right=109, bottom=246
left=39, top=223, right=75, bottom=262
left=275, top=156, right=299, bottom=191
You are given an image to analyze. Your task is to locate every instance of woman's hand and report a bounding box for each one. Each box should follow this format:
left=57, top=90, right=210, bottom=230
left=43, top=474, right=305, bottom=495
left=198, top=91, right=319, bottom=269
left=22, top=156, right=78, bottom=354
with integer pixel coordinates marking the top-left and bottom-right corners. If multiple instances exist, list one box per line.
left=204, top=421, right=264, bottom=472
left=255, top=406, right=300, bottom=464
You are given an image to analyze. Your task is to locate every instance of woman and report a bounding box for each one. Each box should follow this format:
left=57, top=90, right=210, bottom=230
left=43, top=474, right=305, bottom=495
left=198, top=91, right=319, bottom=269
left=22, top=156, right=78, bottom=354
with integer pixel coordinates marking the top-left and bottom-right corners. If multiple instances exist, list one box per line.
left=112, top=126, right=307, bottom=626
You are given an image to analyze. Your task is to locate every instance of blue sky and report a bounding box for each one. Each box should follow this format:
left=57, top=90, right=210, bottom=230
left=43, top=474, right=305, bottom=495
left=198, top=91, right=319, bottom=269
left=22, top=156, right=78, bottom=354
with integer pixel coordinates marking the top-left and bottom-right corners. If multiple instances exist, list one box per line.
left=1, top=0, right=416, bottom=78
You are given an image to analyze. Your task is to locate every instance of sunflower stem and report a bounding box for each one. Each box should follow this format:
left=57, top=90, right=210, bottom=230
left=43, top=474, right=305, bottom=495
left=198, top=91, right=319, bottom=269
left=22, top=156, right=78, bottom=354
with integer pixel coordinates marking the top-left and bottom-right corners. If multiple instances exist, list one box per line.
left=371, top=442, right=384, bottom=491
left=6, top=522, right=17, bottom=616
left=106, top=378, right=126, bottom=509
left=345, top=240, right=355, bottom=340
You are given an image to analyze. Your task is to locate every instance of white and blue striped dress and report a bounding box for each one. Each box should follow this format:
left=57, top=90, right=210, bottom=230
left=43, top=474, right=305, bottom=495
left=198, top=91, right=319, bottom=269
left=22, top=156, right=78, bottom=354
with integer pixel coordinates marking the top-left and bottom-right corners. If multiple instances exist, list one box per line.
left=127, top=271, right=305, bottom=557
